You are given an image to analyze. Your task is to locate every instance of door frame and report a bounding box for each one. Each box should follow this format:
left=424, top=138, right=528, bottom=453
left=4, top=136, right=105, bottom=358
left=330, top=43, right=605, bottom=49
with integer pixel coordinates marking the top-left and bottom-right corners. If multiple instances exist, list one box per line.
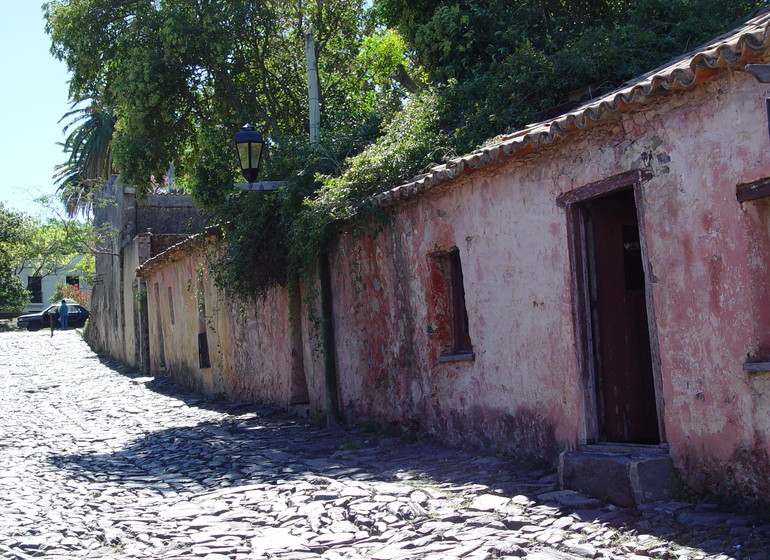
left=557, top=170, right=666, bottom=445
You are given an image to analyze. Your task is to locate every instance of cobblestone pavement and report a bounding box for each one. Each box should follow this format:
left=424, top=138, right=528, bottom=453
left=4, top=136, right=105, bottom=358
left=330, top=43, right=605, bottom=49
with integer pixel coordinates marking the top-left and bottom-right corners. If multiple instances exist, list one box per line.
left=1, top=330, right=768, bottom=560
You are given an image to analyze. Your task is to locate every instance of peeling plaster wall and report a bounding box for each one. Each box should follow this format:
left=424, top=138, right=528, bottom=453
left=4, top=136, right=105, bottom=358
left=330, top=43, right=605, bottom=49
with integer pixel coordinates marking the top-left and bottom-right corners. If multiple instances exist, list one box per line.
left=331, top=157, right=579, bottom=463
left=142, top=242, right=323, bottom=412
left=327, top=71, right=770, bottom=499
left=86, top=179, right=129, bottom=360
left=127, top=69, right=770, bottom=500
left=121, top=239, right=140, bottom=365
left=636, top=75, right=770, bottom=500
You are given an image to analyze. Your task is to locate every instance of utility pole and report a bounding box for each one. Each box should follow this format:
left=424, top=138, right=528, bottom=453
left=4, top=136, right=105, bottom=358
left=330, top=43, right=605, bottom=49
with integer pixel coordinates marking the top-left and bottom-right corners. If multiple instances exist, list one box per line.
left=305, top=25, right=339, bottom=425
left=305, top=27, right=321, bottom=145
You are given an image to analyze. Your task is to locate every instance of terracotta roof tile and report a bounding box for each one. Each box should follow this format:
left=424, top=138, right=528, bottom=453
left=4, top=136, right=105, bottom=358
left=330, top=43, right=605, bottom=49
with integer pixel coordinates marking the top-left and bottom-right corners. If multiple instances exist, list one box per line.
left=136, top=226, right=222, bottom=278
left=374, top=9, right=770, bottom=207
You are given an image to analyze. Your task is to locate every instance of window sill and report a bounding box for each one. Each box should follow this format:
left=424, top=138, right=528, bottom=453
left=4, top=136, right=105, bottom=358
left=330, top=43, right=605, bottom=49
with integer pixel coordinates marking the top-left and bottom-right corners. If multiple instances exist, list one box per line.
left=744, top=361, right=770, bottom=374
left=438, top=352, right=475, bottom=363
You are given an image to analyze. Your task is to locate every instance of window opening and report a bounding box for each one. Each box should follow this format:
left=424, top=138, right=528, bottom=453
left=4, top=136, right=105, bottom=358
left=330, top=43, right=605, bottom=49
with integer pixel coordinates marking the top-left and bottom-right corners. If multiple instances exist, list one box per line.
left=196, top=272, right=210, bottom=369
left=167, top=286, right=175, bottom=325
left=27, top=276, right=42, bottom=303
left=198, top=332, right=211, bottom=368
left=432, top=247, right=474, bottom=361
left=449, top=249, right=473, bottom=355
left=153, top=282, right=166, bottom=368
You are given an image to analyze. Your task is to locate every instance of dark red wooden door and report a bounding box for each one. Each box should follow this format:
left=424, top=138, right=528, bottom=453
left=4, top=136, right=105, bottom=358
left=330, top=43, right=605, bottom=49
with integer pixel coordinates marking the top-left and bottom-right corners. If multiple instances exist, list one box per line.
left=590, top=194, right=659, bottom=444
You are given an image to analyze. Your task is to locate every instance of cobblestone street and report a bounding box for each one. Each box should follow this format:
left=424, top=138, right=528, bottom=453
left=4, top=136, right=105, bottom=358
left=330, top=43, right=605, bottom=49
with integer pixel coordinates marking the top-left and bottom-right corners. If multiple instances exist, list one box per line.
left=0, top=330, right=768, bottom=559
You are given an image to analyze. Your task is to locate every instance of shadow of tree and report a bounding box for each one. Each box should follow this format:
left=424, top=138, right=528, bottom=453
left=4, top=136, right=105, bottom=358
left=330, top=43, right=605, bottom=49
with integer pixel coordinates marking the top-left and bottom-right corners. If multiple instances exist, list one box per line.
left=48, top=359, right=767, bottom=559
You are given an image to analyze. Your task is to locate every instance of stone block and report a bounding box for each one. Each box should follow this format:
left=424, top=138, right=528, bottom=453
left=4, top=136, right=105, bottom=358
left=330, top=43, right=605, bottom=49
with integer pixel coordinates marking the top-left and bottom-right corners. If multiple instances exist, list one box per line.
left=559, top=450, right=677, bottom=507
left=629, top=453, right=678, bottom=503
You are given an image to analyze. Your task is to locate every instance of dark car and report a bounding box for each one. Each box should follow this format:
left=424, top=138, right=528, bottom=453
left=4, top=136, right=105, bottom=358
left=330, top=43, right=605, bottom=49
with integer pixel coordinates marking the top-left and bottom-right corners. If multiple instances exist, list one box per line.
left=16, top=303, right=90, bottom=331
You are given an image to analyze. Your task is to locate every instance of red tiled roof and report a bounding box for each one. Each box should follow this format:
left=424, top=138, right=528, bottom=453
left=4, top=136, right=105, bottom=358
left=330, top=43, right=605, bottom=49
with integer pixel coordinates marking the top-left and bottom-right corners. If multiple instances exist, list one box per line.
left=374, top=9, right=770, bottom=207
left=136, top=226, right=222, bottom=278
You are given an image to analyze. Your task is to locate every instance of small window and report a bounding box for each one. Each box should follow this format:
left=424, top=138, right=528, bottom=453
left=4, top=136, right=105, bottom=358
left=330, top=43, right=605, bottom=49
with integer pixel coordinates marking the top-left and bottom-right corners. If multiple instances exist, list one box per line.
left=66, top=276, right=79, bottom=288
left=167, top=286, right=175, bottom=325
left=27, top=276, right=43, bottom=303
left=198, top=332, right=211, bottom=368
left=195, top=273, right=209, bottom=368
left=448, top=249, right=473, bottom=355
left=431, top=248, right=474, bottom=361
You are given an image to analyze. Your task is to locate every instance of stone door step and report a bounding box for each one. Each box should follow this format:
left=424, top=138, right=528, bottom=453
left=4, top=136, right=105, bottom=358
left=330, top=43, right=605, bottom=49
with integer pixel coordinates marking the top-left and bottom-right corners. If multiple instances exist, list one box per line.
left=559, top=447, right=678, bottom=507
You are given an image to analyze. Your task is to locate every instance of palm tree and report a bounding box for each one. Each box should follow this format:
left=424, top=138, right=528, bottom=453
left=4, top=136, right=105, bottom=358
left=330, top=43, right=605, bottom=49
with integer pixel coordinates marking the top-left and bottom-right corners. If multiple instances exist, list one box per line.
left=54, top=100, right=116, bottom=217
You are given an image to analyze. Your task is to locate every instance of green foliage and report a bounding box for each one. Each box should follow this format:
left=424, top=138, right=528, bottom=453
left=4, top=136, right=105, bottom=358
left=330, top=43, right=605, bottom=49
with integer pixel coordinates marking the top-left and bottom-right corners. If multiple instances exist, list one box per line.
left=0, top=204, right=32, bottom=312
left=54, top=100, right=115, bottom=217
left=45, top=0, right=377, bottom=195
left=0, top=273, right=28, bottom=313
left=203, top=93, right=445, bottom=298
left=378, top=0, right=767, bottom=152
left=47, top=0, right=767, bottom=303
left=289, top=91, right=446, bottom=281
left=12, top=215, right=94, bottom=280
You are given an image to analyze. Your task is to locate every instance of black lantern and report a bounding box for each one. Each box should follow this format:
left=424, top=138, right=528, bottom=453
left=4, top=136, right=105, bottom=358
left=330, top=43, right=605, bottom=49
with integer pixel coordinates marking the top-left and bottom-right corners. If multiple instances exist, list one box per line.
left=234, top=124, right=265, bottom=183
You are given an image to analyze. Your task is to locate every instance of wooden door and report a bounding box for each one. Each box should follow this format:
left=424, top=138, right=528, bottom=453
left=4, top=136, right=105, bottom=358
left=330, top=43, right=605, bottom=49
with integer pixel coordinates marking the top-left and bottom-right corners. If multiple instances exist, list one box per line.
left=589, top=192, right=659, bottom=444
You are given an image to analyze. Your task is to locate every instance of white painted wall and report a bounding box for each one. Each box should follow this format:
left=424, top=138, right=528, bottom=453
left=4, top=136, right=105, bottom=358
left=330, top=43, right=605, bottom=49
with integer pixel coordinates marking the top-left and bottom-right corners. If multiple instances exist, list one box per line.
left=16, top=255, right=91, bottom=312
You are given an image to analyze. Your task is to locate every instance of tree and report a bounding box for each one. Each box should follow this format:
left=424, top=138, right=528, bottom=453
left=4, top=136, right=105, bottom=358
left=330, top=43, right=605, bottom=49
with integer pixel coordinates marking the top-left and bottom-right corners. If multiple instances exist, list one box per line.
left=15, top=194, right=114, bottom=285
left=54, top=100, right=116, bottom=217
left=46, top=0, right=766, bottom=301
left=0, top=204, right=32, bottom=312
left=46, top=0, right=422, bottom=297
left=45, top=0, right=384, bottom=202
left=11, top=217, right=94, bottom=281
left=377, top=0, right=767, bottom=152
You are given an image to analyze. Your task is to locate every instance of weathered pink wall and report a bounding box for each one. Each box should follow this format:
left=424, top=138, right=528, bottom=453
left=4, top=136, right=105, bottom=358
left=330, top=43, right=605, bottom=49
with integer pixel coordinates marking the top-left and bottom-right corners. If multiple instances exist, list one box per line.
left=331, top=165, right=580, bottom=461
left=327, top=71, right=770, bottom=499
left=138, top=69, right=770, bottom=501
left=142, top=241, right=324, bottom=412
left=638, top=76, right=770, bottom=499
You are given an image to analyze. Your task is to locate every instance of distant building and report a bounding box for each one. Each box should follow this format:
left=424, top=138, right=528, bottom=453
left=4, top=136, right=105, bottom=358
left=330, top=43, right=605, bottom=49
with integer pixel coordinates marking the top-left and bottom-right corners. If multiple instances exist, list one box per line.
left=86, top=176, right=205, bottom=370
left=17, top=255, right=90, bottom=312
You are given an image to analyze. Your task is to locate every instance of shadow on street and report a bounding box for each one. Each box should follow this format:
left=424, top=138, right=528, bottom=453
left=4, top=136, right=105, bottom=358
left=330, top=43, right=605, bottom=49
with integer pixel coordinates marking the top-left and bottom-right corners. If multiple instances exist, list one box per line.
left=47, top=358, right=766, bottom=559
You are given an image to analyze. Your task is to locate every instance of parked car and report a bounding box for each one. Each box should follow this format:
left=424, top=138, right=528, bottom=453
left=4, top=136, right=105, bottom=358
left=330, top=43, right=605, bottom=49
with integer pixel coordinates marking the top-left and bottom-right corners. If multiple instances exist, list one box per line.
left=16, top=302, right=90, bottom=331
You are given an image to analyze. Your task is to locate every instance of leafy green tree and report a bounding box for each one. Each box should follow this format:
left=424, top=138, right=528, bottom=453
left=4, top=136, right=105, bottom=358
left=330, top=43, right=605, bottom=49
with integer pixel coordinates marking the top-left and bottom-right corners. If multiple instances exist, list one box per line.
left=0, top=204, right=32, bottom=312
left=11, top=218, right=94, bottom=280
left=377, top=0, right=767, bottom=152
left=8, top=195, right=100, bottom=290
left=46, top=0, right=766, bottom=302
left=46, top=0, right=426, bottom=297
left=45, top=0, right=381, bottom=200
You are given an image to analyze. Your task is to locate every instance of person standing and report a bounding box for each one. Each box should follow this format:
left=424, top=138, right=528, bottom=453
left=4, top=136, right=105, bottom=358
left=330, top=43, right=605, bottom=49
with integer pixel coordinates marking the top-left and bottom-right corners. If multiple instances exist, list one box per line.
left=59, top=299, right=69, bottom=331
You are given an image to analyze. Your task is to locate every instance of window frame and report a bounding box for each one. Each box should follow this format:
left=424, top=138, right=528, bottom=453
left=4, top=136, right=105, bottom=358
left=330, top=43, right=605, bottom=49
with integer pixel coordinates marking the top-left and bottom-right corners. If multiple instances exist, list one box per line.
left=27, top=276, right=43, bottom=304
left=433, top=247, right=475, bottom=363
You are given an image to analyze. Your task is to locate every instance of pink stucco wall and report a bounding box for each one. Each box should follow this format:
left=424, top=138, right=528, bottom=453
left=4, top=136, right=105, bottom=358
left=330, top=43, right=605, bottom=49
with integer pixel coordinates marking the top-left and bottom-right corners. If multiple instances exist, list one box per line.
left=142, top=241, right=324, bottom=412
left=327, top=71, right=770, bottom=499
left=139, top=69, right=770, bottom=501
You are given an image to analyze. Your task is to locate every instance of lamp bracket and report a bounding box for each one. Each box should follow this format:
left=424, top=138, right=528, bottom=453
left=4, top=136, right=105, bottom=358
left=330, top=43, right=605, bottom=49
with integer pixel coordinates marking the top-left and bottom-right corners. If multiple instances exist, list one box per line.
left=234, top=181, right=286, bottom=191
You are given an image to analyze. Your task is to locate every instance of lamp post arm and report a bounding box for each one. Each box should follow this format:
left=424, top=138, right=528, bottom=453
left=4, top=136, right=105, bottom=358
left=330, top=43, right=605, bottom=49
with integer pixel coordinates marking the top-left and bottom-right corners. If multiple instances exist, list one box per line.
left=234, top=181, right=286, bottom=191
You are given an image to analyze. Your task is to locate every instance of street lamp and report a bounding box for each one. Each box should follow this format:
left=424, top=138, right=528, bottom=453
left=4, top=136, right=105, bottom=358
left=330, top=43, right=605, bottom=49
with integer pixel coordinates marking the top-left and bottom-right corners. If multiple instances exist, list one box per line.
left=234, top=123, right=265, bottom=183
left=233, top=124, right=284, bottom=192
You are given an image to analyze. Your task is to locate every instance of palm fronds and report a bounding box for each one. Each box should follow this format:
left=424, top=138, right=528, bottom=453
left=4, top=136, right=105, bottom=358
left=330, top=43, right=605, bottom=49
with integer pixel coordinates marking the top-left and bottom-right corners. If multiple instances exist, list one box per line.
left=54, top=100, right=116, bottom=217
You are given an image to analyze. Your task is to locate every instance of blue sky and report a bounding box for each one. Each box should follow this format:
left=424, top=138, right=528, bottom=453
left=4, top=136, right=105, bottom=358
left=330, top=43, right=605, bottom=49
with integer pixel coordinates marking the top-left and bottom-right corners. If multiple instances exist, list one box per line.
left=0, top=1, right=72, bottom=216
